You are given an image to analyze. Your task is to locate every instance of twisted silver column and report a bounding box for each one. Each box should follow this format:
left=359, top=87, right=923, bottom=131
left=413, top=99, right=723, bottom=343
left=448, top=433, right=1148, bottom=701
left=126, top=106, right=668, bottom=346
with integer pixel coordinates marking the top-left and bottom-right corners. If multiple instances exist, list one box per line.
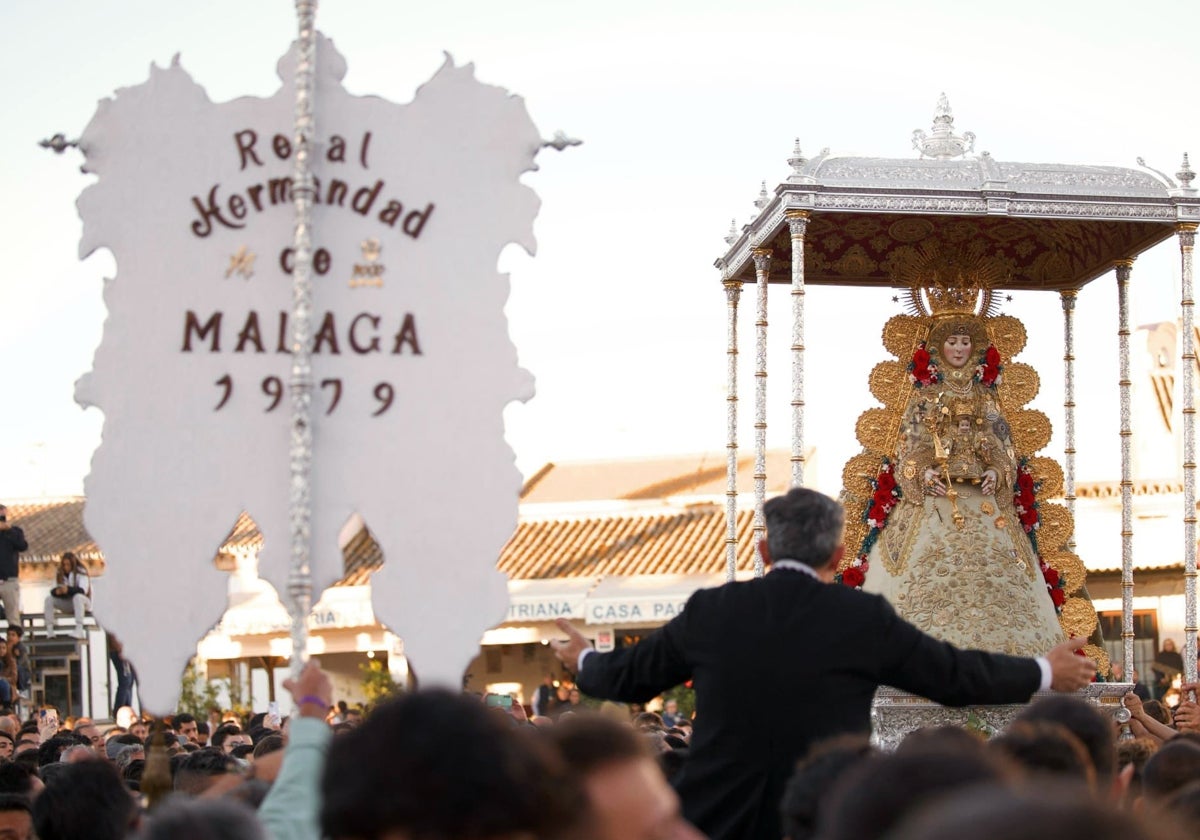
left=288, top=0, right=318, bottom=679
left=1115, top=261, right=1135, bottom=677
left=752, top=249, right=772, bottom=578
left=787, top=211, right=810, bottom=488
left=724, top=279, right=742, bottom=582
left=1061, top=291, right=1078, bottom=533
left=1180, top=224, right=1199, bottom=688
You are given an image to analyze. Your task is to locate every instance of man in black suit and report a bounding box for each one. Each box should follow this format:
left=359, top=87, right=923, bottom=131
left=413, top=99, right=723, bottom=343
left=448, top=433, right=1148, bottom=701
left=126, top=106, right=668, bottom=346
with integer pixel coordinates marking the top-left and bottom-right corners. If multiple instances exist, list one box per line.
left=552, top=487, right=1095, bottom=840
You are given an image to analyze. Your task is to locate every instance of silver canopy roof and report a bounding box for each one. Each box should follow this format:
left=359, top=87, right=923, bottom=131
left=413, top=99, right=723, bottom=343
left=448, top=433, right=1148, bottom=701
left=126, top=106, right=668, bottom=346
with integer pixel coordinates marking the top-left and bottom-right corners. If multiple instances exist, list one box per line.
left=717, top=96, right=1200, bottom=292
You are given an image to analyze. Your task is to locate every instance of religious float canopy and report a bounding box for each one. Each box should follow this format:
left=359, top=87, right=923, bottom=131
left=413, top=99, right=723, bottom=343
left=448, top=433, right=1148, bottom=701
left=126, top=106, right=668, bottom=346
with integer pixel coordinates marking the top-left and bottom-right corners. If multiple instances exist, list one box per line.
left=712, top=96, right=1200, bottom=691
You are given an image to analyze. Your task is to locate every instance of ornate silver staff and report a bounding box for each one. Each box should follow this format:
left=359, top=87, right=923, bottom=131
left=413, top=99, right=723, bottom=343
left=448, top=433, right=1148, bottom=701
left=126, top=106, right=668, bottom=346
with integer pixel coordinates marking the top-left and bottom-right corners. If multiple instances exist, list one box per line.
left=287, top=0, right=318, bottom=681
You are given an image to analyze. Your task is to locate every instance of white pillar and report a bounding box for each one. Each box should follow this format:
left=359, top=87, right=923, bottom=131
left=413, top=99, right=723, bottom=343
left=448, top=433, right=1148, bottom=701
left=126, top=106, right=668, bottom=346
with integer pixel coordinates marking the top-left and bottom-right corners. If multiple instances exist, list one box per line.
left=723, top=279, right=743, bottom=582
left=787, top=210, right=810, bottom=488
left=1179, top=223, right=1199, bottom=688
left=1115, top=260, right=1135, bottom=677
left=752, top=249, right=772, bottom=577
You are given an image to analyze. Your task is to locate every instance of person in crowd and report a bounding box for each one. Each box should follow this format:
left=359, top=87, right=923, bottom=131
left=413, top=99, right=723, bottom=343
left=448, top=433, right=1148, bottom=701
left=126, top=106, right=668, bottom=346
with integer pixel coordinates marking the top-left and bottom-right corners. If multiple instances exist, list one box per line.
left=0, top=733, right=13, bottom=762
left=43, top=553, right=91, bottom=640
left=212, top=723, right=251, bottom=753
left=551, top=711, right=702, bottom=840
left=886, top=782, right=1188, bottom=840
left=5, top=629, right=29, bottom=704
left=0, top=763, right=42, bottom=800
left=988, top=720, right=1096, bottom=791
left=0, top=506, right=26, bottom=632
left=129, top=719, right=149, bottom=742
left=1141, top=740, right=1200, bottom=806
left=173, top=747, right=242, bottom=796
left=0, top=644, right=14, bottom=713
left=107, top=634, right=137, bottom=715
left=1014, top=695, right=1119, bottom=794
left=779, top=735, right=876, bottom=840
left=72, top=719, right=101, bottom=751
left=175, top=713, right=201, bottom=746
left=819, top=741, right=1015, bottom=840
left=134, top=795, right=264, bottom=840
left=311, top=679, right=580, bottom=840
left=661, top=698, right=682, bottom=728
left=0, top=793, right=32, bottom=840
left=552, top=487, right=1096, bottom=840
left=533, top=673, right=557, bottom=718
left=32, top=760, right=137, bottom=840
left=1117, top=738, right=1160, bottom=806
left=1153, top=639, right=1186, bottom=700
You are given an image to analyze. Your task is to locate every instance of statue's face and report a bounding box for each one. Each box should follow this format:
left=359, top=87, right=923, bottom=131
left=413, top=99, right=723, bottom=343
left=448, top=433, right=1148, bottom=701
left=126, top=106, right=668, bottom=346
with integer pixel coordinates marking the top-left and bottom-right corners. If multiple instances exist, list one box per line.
left=942, top=333, right=973, bottom=369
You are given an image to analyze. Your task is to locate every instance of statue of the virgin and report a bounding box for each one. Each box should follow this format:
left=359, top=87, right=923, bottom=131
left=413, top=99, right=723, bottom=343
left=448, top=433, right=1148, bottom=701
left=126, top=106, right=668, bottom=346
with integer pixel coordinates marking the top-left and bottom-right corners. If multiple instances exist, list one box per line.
left=839, top=258, right=1103, bottom=663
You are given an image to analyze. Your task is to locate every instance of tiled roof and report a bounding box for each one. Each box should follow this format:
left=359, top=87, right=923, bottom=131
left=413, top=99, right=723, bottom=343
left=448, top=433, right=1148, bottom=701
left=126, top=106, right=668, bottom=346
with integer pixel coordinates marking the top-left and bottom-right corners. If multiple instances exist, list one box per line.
left=499, top=506, right=757, bottom=579
left=5, top=498, right=103, bottom=569
left=520, top=450, right=799, bottom=504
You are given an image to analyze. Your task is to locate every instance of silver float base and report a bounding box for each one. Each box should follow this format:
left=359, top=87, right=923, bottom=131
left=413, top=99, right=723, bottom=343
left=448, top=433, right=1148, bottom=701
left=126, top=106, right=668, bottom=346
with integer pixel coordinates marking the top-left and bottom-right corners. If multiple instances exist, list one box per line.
left=871, top=683, right=1133, bottom=751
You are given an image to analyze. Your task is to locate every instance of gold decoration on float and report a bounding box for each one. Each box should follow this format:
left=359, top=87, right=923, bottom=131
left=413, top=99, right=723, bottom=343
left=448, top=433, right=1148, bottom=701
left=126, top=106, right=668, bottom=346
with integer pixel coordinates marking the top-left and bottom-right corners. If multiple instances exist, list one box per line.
left=869, top=361, right=909, bottom=408
left=856, top=408, right=899, bottom=456
left=1028, top=457, right=1064, bottom=499
left=1037, top=503, right=1074, bottom=554
left=882, top=315, right=926, bottom=359
left=1081, top=643, right=1111, bottom=679
left=988, top=314, right=1028, bottom=359
left=1008, top=409, right=1053, bottom=454
left=1000, top=363, right=1040, bottom=410
left=1060, top=597, right=1099, bottom=639
left=842, top=517, right=869, bottom=558
left=1044, top=551, right=1087, bottom=594
left=842, top=452, right=885, bottom=498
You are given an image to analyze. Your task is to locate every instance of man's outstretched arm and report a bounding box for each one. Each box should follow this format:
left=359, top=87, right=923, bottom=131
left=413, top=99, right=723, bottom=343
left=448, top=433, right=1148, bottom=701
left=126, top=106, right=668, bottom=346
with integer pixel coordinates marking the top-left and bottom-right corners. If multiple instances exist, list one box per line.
left=551, top=617, right=691, bottom=703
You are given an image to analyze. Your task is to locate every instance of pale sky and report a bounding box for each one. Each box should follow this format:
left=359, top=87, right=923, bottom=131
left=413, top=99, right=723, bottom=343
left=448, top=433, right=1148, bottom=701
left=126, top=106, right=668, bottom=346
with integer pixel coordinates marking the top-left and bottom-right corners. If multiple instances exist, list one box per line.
left=1, top=0, right=1197, bottom=501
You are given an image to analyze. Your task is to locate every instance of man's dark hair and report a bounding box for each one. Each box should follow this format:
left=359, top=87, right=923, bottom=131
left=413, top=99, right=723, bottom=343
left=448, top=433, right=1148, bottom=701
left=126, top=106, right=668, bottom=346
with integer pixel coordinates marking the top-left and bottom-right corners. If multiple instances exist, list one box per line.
left=252, top=734, right=284, bottom=759
left=247, top=712, right=267, bottom=731
left=174, top=747, right=240, bottom=796
left=11, top=751, right=38, bottom=776
left=1014, top=695, right=1116, bottom=782
left=886, top=781, right=1183, bottom=840
left=632, top=711, right=665, bottom=732
left=1143, top=700, right=1171, bottom=726
left=210, top=723, right=242, bottom=749
left=1143, top=740, right=1200, bottom=803
left=136, top=795, right=264, bottom=840
left=764, top=488, right=845, bottom=569
left=175, top=713, right=197, bottom=728
left=0, top=762, right=36, bottom=797
left=197, top=721, right=210, bottom=736
left=0, top=792, right=30, bottom=816
left=819, top=745, right=1014, bottom=840
left=1116, top=738, right=1157, bottom=800
left=6, top=625, right=23, bottom=640
left=245, top=725, right=270, bottom=745
left=230, top=743, right=255, bottom=760
left=987, top=721, right=1096, bottom=788
left=37, top=733, right=87, bottom=767
left=0, top=731, right=14, bottom=750
left=1161, top=779, right=1200, bottom=835
left=780, top=735, right=876, bottom=840
left=550, top=711, right=650, bottom=774
left=32, top=760, right=135, bottom=840
left=321, top=689, right=581, bottom=840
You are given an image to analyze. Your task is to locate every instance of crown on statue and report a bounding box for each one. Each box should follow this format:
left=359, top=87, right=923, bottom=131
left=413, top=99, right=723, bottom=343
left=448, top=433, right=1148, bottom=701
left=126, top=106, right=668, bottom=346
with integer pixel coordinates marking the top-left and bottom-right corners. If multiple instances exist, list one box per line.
left=889, top=240, right=1012, bottom=319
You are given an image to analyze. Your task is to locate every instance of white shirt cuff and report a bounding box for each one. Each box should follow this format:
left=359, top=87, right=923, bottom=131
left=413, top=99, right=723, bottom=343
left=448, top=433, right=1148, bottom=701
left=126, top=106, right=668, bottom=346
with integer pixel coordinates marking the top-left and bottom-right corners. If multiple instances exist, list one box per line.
left=1036, top=656, right=1052, bottom=691
left=578, top=648, right=594, bottom=672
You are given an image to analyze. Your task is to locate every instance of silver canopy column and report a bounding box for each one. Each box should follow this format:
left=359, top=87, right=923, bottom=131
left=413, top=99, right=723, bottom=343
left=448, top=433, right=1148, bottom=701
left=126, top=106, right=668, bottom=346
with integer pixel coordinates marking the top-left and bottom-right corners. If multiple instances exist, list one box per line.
left=787, top=210, right=811, bottom=488
left=723, top=277, right=742, bottom=581
left=752, top=248, right=772, bottom=577
left=1180, top=221, right=1199, bottom=687
left=1115, top=260, right=1136, bottom=677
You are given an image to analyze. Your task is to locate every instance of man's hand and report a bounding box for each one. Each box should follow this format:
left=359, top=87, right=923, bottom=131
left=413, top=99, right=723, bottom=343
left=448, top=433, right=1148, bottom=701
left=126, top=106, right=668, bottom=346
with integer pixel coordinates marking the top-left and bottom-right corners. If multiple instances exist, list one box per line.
left=1174, top=700, right=1200, bottom=733
left=550, top=618, right=593, bottom=674
left=1122, top=691, right=1145, bottom=718
left=1046, top=637, right=1097, bottom=692
left=282, top=660, right=333, bottom=720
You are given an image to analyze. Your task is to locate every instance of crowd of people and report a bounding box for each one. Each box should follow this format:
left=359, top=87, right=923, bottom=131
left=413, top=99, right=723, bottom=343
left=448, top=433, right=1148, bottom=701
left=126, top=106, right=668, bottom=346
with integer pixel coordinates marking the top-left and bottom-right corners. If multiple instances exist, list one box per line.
left=0, top=663, right=1191, bottom=839
left=0, top=496, right=1199, bottom=838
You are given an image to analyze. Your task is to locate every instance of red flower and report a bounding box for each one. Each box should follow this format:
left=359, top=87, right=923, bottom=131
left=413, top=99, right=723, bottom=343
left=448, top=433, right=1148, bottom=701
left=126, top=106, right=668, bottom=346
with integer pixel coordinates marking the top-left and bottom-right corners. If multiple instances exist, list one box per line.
left=1050, top=588, right=1066, bottom=607
left=913, top=343, right=930, bottom=369
left=842, top=566, right=866, bottom=588
left=867, top=504, right=888, bottom=526
left=875, top=471, right=897, bottom=496
left=1042, top=567, right=1060, bottom=587
left=1017, top=471, right=1035, bottom=493
left=986, top=345, right=1000, bottom=369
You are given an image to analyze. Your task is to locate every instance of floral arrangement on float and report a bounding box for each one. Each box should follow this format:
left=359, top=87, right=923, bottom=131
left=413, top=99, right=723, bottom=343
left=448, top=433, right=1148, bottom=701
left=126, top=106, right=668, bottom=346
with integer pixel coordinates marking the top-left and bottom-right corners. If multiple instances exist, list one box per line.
left=974, top=344, right=1002, bottom=388
left=907, top=341, right=940, bottom=387
left=1012, top=458, right=1067, bottom=614
left=835, top=458, right=899, bottom=589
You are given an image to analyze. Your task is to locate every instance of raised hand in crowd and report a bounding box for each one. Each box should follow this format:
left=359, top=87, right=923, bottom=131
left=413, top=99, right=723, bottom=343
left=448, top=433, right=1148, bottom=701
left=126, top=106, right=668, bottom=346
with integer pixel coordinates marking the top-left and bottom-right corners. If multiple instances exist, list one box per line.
left=1045, top=637, right=1098, bottom=692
